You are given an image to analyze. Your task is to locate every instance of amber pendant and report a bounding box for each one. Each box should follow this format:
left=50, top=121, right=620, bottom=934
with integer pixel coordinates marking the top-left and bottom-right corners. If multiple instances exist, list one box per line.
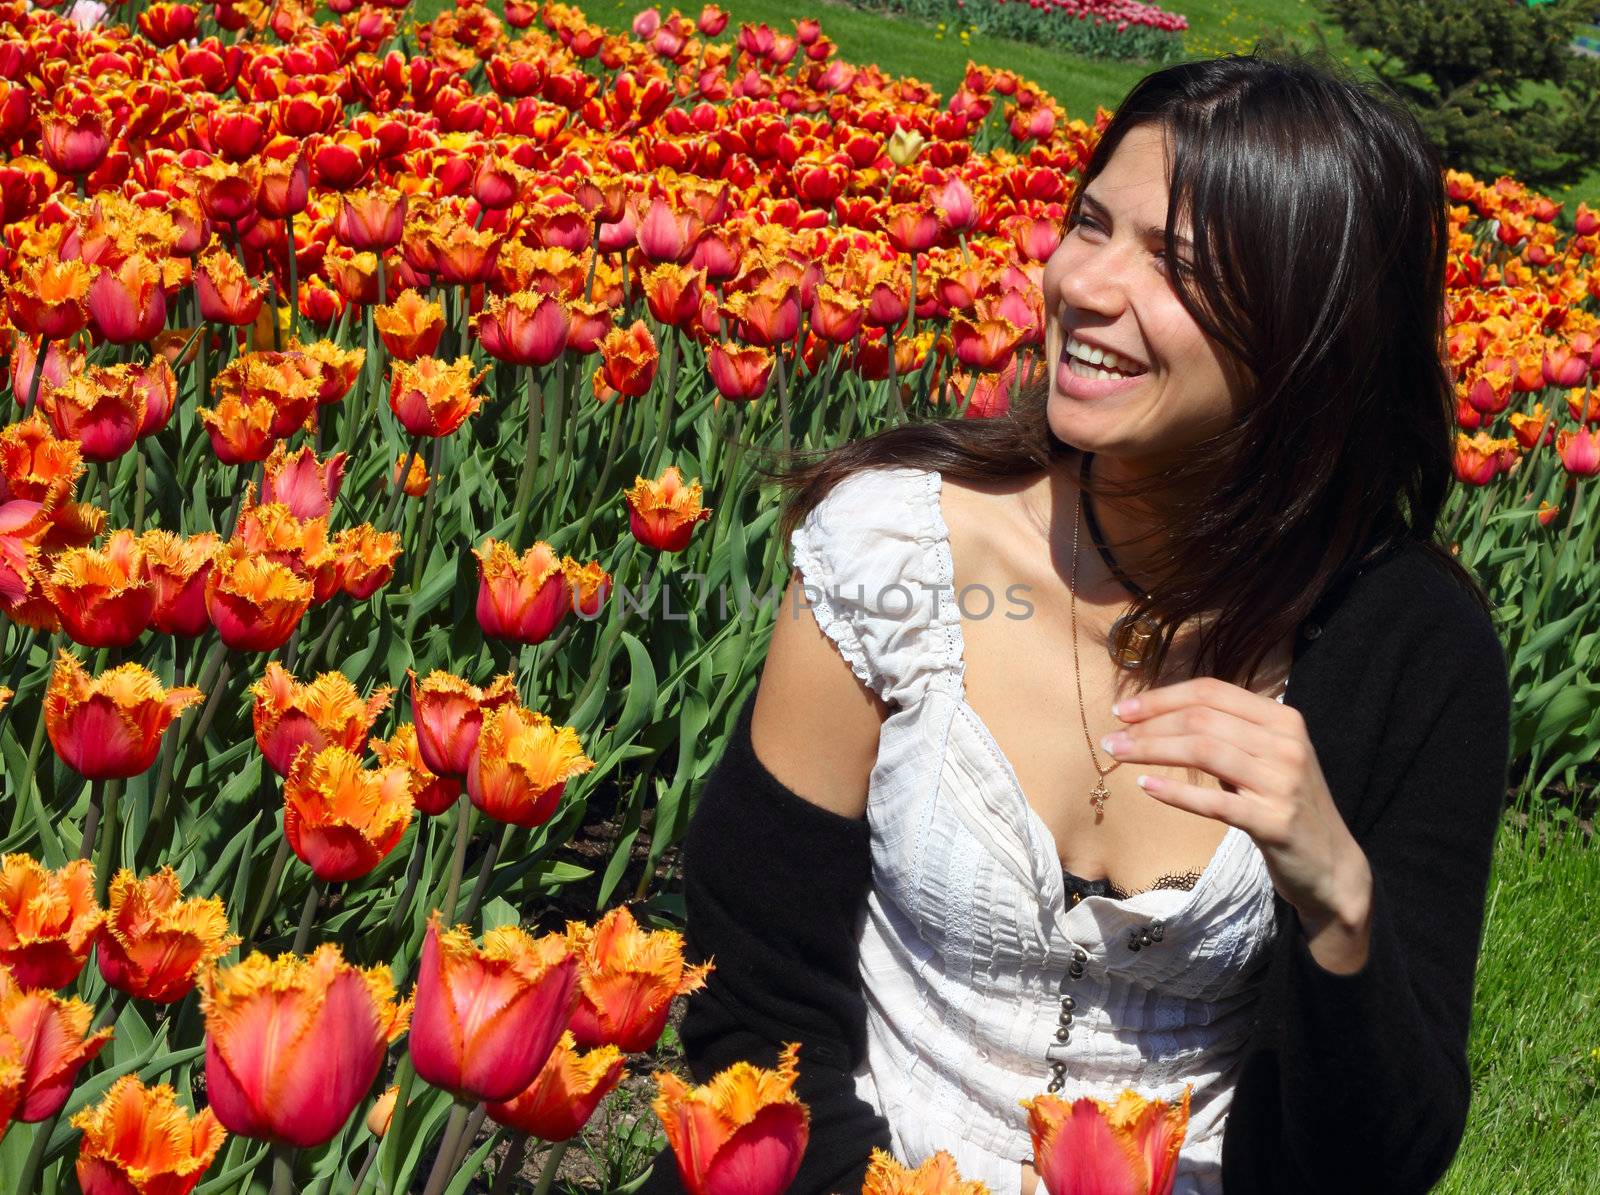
left=1108, top=611, right=1160, bottom=669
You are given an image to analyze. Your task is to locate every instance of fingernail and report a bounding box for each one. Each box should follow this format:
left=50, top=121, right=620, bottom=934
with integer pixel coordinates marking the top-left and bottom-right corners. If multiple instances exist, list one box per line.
left=1113, top=698, right=1139, bottom=718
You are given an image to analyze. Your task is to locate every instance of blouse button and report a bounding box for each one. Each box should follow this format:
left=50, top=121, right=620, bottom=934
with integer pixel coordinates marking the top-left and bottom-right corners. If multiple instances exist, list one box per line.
left=1060, top=994, right=1075, bottom=1012
left=1072, top=947, right=1088, bottom=962
left=1054, top=1027, right=1070, bottom=1043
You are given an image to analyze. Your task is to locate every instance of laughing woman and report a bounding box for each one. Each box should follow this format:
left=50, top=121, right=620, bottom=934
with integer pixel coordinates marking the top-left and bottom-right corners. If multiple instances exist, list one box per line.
left=640, top=49, right=1511, bottom=1195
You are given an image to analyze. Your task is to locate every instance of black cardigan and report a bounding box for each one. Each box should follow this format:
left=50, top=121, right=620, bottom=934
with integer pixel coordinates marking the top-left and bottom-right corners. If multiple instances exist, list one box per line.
left=637, top=538, right=1512, bottom=1195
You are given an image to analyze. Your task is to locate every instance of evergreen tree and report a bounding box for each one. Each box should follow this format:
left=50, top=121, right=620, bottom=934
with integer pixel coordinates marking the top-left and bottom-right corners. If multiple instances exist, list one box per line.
left=1290, top=0, right=1600, bottom=189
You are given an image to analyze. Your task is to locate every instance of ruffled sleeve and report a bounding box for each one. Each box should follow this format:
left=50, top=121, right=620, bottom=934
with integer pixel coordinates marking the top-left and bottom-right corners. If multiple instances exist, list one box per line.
left=786, top=465, right=963, bottom=711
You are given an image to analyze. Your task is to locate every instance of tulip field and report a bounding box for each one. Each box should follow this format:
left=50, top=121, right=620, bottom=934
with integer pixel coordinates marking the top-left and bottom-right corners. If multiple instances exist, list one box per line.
left=0, top=0, right=1597, bottom=1190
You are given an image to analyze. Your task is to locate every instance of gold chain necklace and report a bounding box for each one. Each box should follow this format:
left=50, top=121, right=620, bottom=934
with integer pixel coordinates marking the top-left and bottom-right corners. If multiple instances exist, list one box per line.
left=1070, top=480, right=1122, bottom=815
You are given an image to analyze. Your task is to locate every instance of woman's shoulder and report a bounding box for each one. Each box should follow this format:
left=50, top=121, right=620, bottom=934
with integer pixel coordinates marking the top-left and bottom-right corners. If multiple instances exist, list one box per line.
left=1325, top=538, right=1504, bottom=661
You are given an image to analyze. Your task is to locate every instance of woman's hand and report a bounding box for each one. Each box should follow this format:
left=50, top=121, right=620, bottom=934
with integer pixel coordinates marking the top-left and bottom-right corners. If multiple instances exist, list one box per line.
left=1103, top=677, right=1374, bottom=974
left=1020, top=1160, right=1040, bottom=1195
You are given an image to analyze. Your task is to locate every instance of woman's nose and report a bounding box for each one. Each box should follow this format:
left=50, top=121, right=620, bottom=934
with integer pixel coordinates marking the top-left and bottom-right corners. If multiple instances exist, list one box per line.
left=1055, top=241, right=1135, bottom=319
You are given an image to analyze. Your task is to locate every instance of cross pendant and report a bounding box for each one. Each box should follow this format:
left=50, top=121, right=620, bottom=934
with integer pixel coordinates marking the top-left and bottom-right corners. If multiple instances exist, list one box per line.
left=1090, top=777, right=1109, bottom=812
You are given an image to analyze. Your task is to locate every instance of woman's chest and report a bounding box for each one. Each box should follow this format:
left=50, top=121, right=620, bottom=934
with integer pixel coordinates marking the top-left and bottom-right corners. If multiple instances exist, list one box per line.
left=867, top=694, right=1281, bottom=990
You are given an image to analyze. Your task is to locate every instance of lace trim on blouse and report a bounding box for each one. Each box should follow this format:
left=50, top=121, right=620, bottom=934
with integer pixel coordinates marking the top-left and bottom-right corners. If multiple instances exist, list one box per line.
left=1060, top=866, right=1203, bottom=905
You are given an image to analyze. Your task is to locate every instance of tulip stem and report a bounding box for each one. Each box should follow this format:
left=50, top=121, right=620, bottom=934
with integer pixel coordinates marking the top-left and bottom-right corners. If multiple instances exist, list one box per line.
left=133, top=447, right=146, bottom=531
left=80, top=778, right=106, bottom=859
left=571, top=397, right=627, bottom=553
left=510, top=365, right=543, bottom=550
left=409, top=438, right=444, bottom=591
left=383, top=817, right=431, bottom=942
left=442, top=801, right=474, bottom=925
left=957, top=369, right=981, bottom=419
left=21, top=335, right=51, bottom=420
left=93, top=779, right=123, bottom=905
left=459, top=824, right=510, bottom=928
left=286, top=213, right=300, bottom=342
left=583, top=226, right=602, bottom=303
left=489, top=1132, right=531, bottom=1195
left=15, top=1112, right=63, bottom=1195
left=246, top=833, right=293, bottom=949
left=307, top=607, right=347, bottom=673
left=292, top=877, right=325, bottom=955
left=91, top=988, right=130, bottom=1034
left=451, top=1103, right=489, bottom=1175
left=380, top=432, right=424, bottom=534
left=531, top=1138, right=570, bottom=1195
left=647, top=330, right=681, bottom=471
left=272, top=1142, right=297, bottom=1195
left=545, top=352, right=569, bottom=494
left=421, top=1103, right=472, bottom=1195
left=773, top=346, right=792, bottom=456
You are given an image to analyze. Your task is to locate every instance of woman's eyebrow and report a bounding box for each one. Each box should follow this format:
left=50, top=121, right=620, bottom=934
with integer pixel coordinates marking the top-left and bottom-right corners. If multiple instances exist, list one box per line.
left=1080, top=190, right=1193, bottom=252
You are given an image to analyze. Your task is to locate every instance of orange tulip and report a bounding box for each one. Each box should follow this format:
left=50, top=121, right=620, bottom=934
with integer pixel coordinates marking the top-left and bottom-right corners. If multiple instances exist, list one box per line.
left=6, top=258, right=95, bottom=340
left=475, top=290, right=571, bottom=367
left=859, top=1148, right=989, bottom=1193
left=194, top=247, right=266, bottom=327
left=261, top=443, right=348, bottom=520
left=250, top=663, right=394, bottom=777
left=466, top=703, right=594, bottom=828
left=374, top=289, right=445, bottom=361
left=705, top=342, right=774, bottom=402
left=952, top=312, right=1026, bottom=371
left=290, top=338, right=367, bottom=408
left=333, top=524, right=403, bottom=599
left=334, top=186, right=408, bottom=251
left=141, top=530, right=220, bottom=637
left=625, top=466, right=714, bottom=554
left=564, top=905, right=711, bottom=1053
left=95, top=868, right=238, bottom=1005
left=45, top=650, right=202, bottom=782
left=722, top=283, right=801, bottom=348
left=0, top=963, right=114, bottom=1129
left=43, top=530, right=157, bottom=648
left=199, top=945, right=411, bottom=1148
left=1557, top=426, right=1600, bottom=476
left=0, top=856, right=103, bottom=991
left=642, top=262, right=707, bottom=327
left=1021, top=1087, right=1192, bottom=1195
left=598, top=320, right=659, bottom=397
left=634, top=193, right=705, bottom=264
left=365, top=1085, right=399, bottom=1137
left=485, top=1030, right=626, bottom=1141
left=203, top=542, right=313, bottom=652
left=41, top=366, right=147, bottom=463
left=428, top=218, right=503, bottom=287
left=370, top=723, right=462, bottom=817
left=409, top=913, right=580, bottom=1103
left=389, top=356, right=489, bottom=437
left=407, top=668, right=520, bottom=778
left=394, top=450, right=431, bottom=496
left=0, top=415, right=84, bottom=507
left=87, top=255, right=168, bottom=345
left=651, top=1041, right=810, bottom=1195
left=809, top=283, right=866, bottom=344
left=472, top=538, right=585, bottom=645
left=196, top=390, right=278, bottom=467
left=283, top=744, right=415, bottom=883
left=0, top=689, right=9, bottom=715
left=72, top=1075, right=226, bottom=1195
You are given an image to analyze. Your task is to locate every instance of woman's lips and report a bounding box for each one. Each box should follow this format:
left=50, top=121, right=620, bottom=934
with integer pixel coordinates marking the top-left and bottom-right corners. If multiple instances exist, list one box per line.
left=1055, top=348, right=1148, bottom=399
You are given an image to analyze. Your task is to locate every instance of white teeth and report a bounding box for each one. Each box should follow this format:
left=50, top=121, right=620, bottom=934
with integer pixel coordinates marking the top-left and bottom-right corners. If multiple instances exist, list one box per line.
left=1067, top=358, right=1137, bottom=382
left=1062, top=333, right=1144, bottom=375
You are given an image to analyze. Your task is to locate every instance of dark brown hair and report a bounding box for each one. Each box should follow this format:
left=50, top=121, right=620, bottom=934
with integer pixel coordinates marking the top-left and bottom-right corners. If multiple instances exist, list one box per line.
left=751, top=46, right=1489, bottom=693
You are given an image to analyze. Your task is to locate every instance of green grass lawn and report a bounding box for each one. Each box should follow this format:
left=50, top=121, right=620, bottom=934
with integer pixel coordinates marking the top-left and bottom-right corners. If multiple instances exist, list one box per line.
left=1442, top=814, right=1600, bottom=1194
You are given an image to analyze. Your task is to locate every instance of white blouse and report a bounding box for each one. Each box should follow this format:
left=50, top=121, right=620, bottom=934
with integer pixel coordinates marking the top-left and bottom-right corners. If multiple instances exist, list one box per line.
left=788, top=464, right=1282, bottom=1195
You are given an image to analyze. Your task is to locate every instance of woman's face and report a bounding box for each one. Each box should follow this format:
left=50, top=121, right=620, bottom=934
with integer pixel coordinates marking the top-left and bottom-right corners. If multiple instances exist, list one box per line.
left=1042, top=121, right=1251, bottom=474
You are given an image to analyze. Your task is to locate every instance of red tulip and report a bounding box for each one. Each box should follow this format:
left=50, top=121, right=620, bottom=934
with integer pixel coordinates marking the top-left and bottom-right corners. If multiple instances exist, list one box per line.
left=408, top=912, right=580, bottom=1103
left=198, top=945, right=411, bottom=1148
